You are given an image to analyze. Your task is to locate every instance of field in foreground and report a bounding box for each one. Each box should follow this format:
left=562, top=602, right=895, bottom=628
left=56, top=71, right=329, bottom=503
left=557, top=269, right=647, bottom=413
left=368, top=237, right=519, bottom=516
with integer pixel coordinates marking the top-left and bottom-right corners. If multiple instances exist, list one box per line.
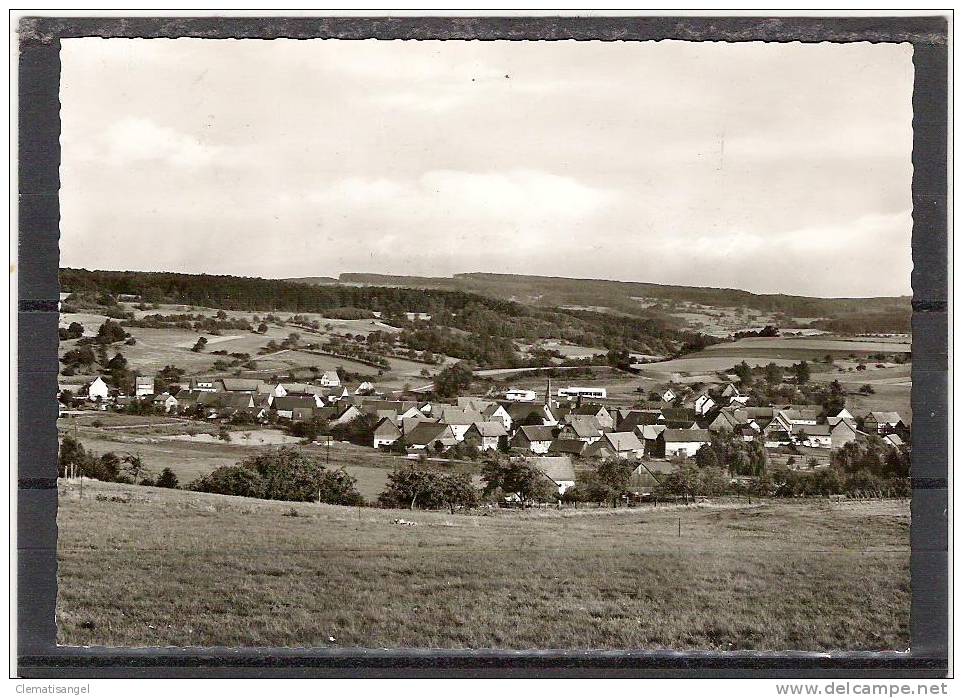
left=57, top=481, right=909, bottom=651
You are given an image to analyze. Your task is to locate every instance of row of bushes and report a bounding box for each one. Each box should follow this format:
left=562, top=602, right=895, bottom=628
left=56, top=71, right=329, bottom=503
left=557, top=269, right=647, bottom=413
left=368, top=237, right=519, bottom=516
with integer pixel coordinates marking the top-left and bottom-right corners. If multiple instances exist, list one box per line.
left=58, top=435, right=179, bottom=488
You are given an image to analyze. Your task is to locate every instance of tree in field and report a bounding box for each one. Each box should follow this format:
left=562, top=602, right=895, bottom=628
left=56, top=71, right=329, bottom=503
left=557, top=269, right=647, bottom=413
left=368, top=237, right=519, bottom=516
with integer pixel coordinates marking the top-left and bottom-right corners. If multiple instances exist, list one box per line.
left=58, top=434, right=88, bottom=477
left=190, top=447, right=363, bottom=504
left=695, top=444, right=719, bottom=469
left=433, top=361, right=474, bottom=398
left=329, top=412, right=378, bottom=447
left=63, top=321, right=84, bottom=339
left=121, top=453, right=150, bottom=482
left=96, top=319, right=127, bottom=344
left=191, top=336, right=208, bottom=353
left=257, top=322, right=269, bottom=334
left=216, top=310, right=228, bottom=320
left=481, top=456, right=557, bottom=505
left=572, top=458, right=634, bottom=506
left=733, top=361, right=753, bottom=387
left=793, top=360, right=811, bottom=385
left=378, top=465, right=477, bottom=511
left=106, top=352, right=128, bottom=371
left=155, top=467, right=179, bottom=489
left=764, top=362, right=783, bottom=386
left=62, top=346, right=97, bottom=370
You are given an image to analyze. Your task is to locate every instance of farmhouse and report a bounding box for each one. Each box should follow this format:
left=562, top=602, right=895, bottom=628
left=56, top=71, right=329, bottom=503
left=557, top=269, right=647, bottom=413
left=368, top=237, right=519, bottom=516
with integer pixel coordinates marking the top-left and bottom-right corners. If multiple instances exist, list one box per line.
left=482, top=403, right=512, bottom=431
left=273, top=396, right=320, bottom=420
left=86, top=376, right=110, bottom=402
left=569, top=404, right=614, bottom=431
left=694, top=393, right=715, bottom=416
left=790, top=424, right=832, bottom=449
left=403, top=422, right=458, bottom=451
left=216, top=378, right=266, bottom=394
left=865, top=412, right=904, bottom=435
left=532, top=456, right=576, bottom=495
left=584, top=431, right=645, bottom=460
left=134, top=375, right=154, bottom=397
left=318, top=370, right=341, bottom=387
left=548, top=439, right=589, bottom=457
left=372, top=417, right=403, bottom=449
left=188, top=377, right=217, bottom=393
left=660, top=429, right=711, bottom=458
left=830, top=419, right=860, bottom=450
left=510, top=425, right=556, bottom=454
left=630, top=459, right=678, bottom=493
left=330, top=404, right=363, bottom=426
left=437, top=407, right=485, bottom=441
left=151, top=392, right=179, bottom=413
left=463, top=421, right=508, bottom=451
left=558, top=416, right=603, bottom=443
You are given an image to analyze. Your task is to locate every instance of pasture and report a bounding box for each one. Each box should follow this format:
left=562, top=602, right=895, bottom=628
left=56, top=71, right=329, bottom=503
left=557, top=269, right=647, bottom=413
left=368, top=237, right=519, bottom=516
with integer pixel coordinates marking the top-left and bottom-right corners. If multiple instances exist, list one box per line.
left=57, top=481, right=910, bottom=650
left=56, top=421, right=469, bottom=499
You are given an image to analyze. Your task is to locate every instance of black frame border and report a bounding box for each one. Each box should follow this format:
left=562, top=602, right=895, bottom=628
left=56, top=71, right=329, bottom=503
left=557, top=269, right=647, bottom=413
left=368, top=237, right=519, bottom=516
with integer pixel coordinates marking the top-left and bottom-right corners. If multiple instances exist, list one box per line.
left=15, top=14, right=950, bottom=678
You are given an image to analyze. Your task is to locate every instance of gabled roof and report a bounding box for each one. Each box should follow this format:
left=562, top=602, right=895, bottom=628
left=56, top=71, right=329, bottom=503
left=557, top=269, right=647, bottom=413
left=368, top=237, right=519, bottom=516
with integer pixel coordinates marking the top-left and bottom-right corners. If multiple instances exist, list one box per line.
left=274, top=395, right=319, bottom=410
left=790, top=424, right=831, bottom=436
left=615, top=410, right=661, bottom=431
left=868, top=411, right=902, bottom=424
left=830, top=418, right=858, bottom=433
left=571, top=404, right=609, bottom=417
left=466, top=421, right=508, bottom=438
left=198, top=392, right=254, bottom=409
left=515, top=425, right=556, bottom=442
left=218, top=378, right=266, bottom=392
left=662, top=428, right=711, bottom=443
left=482, top=403, right=509, bottom=418
left=374, top=417, right=403, bottom=437
left=152, top=392, right=176, bottom=403
left=404, top=422, right=456, bottom=446
left=660, top=407, right=697, bottom=422
left=602, top=431, right=644, bottom=452
left=566, top=416, right=602, bottom=438
left=504, top=403, right=549, bottom=421
left=532, top=456, right=575, bottom=483
left=639, top=424, right=667, bottom=441
left=548, top=439, right=588, bottom=455
left=884, top=433, right=905, bottom=447
left=439, top=407, right=484, bottom=425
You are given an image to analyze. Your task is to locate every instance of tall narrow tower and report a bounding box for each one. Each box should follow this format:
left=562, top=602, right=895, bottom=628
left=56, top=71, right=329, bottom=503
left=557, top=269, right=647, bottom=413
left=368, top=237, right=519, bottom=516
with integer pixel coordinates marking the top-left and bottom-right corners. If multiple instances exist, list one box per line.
left=545, top=376, right=552, bottom=407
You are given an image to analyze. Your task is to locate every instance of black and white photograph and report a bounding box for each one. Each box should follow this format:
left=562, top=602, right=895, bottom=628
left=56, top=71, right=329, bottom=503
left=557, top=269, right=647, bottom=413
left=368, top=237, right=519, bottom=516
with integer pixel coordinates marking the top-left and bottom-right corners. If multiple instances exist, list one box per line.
left=13, top=12, right=950, bottom=680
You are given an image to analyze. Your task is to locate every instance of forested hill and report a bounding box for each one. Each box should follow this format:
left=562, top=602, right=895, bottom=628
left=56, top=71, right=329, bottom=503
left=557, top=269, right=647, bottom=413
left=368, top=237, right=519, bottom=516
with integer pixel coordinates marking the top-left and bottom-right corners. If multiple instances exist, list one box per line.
left=324, top=272, right=911, bottom=333
left=59, top=268, right=715, bottom=363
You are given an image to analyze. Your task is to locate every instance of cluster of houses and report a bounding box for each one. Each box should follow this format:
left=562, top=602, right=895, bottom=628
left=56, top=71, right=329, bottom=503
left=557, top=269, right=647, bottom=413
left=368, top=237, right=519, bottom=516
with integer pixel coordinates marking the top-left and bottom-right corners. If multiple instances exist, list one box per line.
left=63, top=374, right=908, bottom=488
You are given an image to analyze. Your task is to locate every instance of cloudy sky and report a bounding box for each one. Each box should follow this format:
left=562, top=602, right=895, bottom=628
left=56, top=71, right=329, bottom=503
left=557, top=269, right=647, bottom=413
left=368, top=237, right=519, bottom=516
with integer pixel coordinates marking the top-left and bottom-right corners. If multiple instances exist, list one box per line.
left=59, top=39, right=913, bottom=297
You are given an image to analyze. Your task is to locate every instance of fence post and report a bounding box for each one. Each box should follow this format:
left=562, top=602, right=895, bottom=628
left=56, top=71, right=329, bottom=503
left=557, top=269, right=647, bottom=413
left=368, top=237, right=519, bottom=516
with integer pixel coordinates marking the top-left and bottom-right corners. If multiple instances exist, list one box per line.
left=678, top=517, right=681, bottom=537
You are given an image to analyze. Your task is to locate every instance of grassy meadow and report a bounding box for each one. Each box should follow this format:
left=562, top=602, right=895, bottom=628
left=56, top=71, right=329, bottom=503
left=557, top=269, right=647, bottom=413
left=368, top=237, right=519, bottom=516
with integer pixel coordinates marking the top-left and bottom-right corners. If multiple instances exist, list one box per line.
left=57, top=480, right=909, bottom=651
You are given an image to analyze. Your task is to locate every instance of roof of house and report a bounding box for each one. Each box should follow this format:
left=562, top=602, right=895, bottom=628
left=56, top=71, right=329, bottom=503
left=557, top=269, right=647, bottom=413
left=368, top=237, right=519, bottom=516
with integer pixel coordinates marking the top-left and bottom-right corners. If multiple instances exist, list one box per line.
left=374, top=417, right=403, bottom=437
left=404, top=422, right=456, bottom=446
left=439, top=407, right=484, bottom=425
left=571, top=404, right=609, bottom=417
left=639, top=424, right=667, bottom=440
left=790, top=424, right=831, bottom=436
left=151, top=392, right=175, bottom=403
left=532, top=456, right=576, bottom=483
left=218, top=378, right=266, bottom=392
left=515, top=425, right=556, bottom=442
left=548, top=439, right=588, bottom=455
left=135, top=376, right=154, bottom=385
left=603, top=431, right=644, bottom=452
left=884, top=433, right=905, bottom=447
left=868, top=411, right=903, bottom=423
left=566, top=416, right=602, bottom=438
left=466, top=421, right=508, bottom=438
left=660, top=407, right=698, bottom=422
left=504, top=403, right=548, bottom=420
left=662, top=428, right=711, bottom=443
left=830, top=418, right=858, bottom=432
left=616, top=410, right=661, bottom=431
left=274, top=395, right=319, bottom=410
left=482, top=403, right=509, bottom=418
left=198, top=392, right=254, bottom=409
left=779, top=408, right=820, bottom=422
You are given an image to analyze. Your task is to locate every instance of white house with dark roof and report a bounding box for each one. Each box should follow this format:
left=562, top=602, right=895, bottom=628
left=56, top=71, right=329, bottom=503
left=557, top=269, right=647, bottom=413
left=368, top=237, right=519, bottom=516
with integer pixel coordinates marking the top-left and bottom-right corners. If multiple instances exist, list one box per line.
left=661, top=429, right=711, bottom=458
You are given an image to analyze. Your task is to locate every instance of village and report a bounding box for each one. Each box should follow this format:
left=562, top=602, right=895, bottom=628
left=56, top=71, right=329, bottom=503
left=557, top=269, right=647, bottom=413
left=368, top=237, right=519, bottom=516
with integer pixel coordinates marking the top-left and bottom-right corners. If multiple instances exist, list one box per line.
left=60, top=360, right=910, bottom=501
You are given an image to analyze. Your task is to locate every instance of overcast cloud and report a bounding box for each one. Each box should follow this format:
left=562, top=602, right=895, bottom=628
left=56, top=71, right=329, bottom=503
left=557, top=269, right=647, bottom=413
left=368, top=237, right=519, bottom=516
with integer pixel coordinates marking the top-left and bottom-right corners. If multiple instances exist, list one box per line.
left=59, top=39, right=913, bottom=297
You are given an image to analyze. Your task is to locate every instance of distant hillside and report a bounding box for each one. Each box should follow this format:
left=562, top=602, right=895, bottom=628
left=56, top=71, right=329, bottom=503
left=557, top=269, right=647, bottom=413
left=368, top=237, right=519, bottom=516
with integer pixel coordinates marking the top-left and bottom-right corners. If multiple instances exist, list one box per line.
left=59, top=268, right=715, bottom=368
left=318, top=272, right=912, bottom=334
